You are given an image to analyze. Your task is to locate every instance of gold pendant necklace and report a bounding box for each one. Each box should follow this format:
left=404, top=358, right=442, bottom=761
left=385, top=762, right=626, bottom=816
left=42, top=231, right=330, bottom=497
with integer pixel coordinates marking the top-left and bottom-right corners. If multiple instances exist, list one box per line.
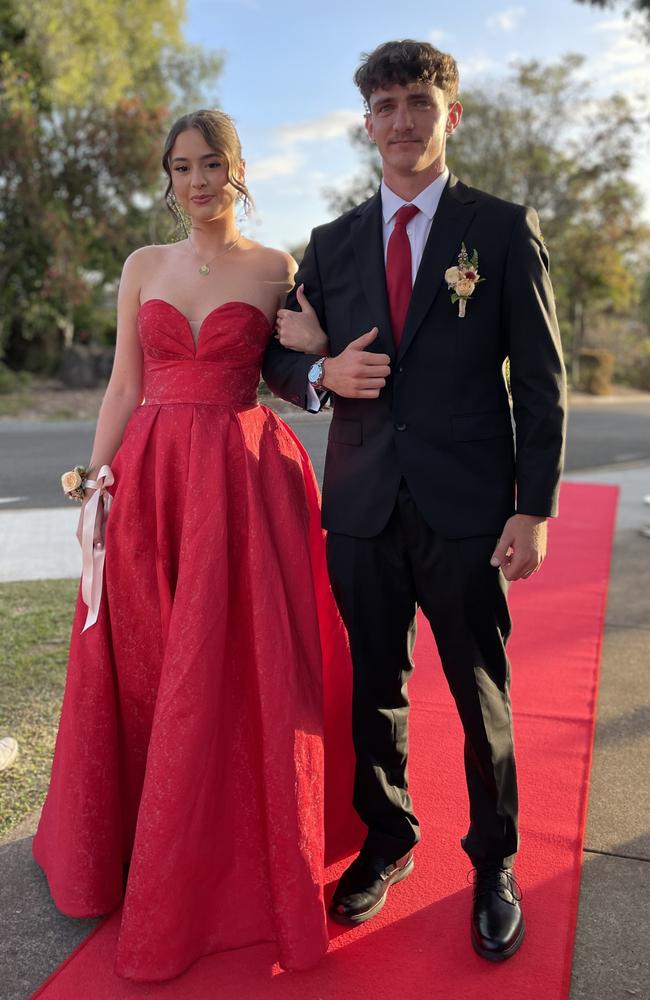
left=188, top=232, right=242, bottom=276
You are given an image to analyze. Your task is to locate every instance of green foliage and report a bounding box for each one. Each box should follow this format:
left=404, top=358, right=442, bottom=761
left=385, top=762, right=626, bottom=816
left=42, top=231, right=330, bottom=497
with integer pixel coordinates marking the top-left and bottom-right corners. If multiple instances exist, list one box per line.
left=627, top=338, right=650, bottom=389
left=18, top=0, right=183, bottom=109
left=638, top=270, right=650, bottom=334
left=0, top=358, right=33, bottom=413
left=0, top=361, right=31, bottom=393
left=577, top=348, right=615, bottom=394
left=0, top=0, right=223, bottom=371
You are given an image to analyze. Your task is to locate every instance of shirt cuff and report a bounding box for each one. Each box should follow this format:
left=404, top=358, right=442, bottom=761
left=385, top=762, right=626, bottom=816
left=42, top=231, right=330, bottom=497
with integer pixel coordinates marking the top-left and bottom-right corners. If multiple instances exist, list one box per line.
left=306, top=383, right=320, bottom=413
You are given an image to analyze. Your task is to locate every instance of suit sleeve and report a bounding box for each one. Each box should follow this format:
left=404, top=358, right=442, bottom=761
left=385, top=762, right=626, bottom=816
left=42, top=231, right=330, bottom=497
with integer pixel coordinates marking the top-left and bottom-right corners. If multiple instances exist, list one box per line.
left=504, top=206, right=567, bottom=517
left=261, top=232, right=330, bottom=412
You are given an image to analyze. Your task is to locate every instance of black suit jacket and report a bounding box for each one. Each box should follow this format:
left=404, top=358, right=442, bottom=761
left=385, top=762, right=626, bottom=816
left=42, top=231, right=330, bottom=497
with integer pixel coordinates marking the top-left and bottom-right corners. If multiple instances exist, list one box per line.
left=262, top=174, right=567, bottom=539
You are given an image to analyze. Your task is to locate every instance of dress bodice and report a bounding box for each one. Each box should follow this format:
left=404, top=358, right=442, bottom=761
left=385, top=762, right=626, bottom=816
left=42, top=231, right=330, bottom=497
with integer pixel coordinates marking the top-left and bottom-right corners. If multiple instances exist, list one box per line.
left=138, top=299, right=271, bottom=407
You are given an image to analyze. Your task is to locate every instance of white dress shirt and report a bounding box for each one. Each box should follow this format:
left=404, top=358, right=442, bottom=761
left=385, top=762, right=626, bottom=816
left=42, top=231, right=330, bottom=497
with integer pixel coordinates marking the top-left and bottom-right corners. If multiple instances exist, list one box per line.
left=381, top=166, right=449, bottom=284
left=306, top=167, right=449, bottom=409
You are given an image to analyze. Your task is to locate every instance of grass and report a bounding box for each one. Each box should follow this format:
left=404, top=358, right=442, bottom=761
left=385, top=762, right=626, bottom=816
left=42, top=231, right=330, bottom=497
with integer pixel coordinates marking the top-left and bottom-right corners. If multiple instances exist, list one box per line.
left=0, top=579, right=77, bottom=839
left=0, top=364, right=33, bottom=416
left=0, top=390, right=33, bottom=417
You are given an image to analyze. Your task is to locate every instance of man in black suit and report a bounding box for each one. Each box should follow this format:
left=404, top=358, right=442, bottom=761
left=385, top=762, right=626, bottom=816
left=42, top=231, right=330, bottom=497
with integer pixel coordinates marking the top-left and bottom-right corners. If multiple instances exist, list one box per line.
left=263, top=39, right=566, bottom=962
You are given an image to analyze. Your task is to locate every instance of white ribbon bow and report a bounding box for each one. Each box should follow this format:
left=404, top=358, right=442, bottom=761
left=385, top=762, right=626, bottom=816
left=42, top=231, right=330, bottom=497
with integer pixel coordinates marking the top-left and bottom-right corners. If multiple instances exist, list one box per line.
left=80, top=464, right=114, bottom=633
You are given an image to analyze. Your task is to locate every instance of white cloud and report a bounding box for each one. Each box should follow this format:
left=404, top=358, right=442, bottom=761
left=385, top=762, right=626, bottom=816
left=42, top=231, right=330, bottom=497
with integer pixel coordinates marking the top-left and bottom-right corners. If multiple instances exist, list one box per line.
left=460, top=54, right=498, bottom=78
left=429, top=29, right=447, bottom=45
left=248, top=110, right=360, bottom=183
left=246, top=151, right=304, bottom=183
left=590, top=14, right=650, bottom=95
left=486, top=6, right=525, bottom=32
left=277, top=110, right=360, bottom=144
left=590, top=17, right=628, bottom=32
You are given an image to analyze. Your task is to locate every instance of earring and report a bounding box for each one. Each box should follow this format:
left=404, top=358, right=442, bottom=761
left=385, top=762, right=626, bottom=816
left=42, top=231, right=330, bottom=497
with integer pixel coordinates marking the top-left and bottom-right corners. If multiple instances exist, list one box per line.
left=169, top=193, right=189, bottom=236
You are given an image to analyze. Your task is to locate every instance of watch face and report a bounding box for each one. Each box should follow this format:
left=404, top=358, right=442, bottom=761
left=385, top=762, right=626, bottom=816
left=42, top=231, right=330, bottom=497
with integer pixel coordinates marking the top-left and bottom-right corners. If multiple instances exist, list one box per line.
left=308, top=362, right=322, bottom=384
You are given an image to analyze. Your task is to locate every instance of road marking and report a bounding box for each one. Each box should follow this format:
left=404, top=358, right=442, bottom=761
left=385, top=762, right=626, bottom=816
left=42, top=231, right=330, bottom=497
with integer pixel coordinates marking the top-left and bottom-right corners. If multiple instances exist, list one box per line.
left=0, top=497, right=28, bottom=504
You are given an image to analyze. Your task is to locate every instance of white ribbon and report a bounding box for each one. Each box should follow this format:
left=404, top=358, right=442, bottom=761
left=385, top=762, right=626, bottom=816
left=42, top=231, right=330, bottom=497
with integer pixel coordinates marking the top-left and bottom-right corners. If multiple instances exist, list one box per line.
left=80, top=464, right=114, bottom=633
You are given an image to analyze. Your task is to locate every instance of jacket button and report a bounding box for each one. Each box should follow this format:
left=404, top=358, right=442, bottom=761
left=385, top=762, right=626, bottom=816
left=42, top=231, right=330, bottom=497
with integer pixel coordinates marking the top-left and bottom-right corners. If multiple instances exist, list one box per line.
left=397, top=365, right=404, bottom=374
left=395, top=422, right=407, bottom=432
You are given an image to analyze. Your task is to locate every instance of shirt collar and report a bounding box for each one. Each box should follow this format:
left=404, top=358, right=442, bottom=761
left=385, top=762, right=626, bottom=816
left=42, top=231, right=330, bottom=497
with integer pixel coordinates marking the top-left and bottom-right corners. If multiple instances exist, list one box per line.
left=381, top=167, right=450, bottom=224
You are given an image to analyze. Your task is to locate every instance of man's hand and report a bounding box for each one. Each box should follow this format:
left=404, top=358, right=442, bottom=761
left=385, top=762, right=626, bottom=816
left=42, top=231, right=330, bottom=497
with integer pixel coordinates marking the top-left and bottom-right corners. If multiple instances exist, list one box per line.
left=322, top=328, right=390, bottom=398
left=275, top=285, right=329, bottom=356
left=490, top=514, right=548, bottom=582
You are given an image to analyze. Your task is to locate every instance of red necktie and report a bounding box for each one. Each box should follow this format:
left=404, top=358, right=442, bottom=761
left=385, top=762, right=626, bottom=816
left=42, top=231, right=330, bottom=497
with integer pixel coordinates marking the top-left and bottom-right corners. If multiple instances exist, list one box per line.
left=386, top=204, right=419, bottom=347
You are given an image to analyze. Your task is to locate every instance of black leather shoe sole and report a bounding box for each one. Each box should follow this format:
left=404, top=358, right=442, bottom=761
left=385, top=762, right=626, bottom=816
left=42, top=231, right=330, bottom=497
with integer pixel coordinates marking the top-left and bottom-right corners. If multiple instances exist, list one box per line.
left=471, top=916, right=526, bottom=961
left=329, top=855, right=415, bottom=926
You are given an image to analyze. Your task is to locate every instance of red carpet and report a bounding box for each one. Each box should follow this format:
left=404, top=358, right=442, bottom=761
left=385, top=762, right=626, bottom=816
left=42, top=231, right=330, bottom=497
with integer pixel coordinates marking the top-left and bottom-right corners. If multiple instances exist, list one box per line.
left=30, top=482, right=618, bottom=1000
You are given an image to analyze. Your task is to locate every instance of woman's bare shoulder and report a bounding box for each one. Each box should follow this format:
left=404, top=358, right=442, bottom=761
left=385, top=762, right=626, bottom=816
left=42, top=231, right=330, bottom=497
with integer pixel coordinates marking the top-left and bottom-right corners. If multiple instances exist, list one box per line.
left=123, top=242, right=184, bottom=274
left=244, top=241, right=296, bottom=279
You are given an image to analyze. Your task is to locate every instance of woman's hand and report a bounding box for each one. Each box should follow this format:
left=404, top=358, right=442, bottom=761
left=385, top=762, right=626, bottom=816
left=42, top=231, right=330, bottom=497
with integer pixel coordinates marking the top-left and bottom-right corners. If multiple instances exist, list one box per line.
left=275, top=285, right=329, bottom=356
left=76, top=489, right=107, bottom=550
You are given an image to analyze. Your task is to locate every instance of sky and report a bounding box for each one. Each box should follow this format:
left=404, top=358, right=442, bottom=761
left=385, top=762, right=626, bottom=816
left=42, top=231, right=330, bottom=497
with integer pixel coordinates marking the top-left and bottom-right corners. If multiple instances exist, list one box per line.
left=184, top=0, right=650, bottom=251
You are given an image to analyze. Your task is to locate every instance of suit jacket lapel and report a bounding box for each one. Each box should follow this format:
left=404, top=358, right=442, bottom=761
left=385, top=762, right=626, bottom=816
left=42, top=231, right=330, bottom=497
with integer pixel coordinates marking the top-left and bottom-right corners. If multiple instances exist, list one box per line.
left=350, top=192, right=395, bottom=358
left=397, top=174, right=477, bottom=361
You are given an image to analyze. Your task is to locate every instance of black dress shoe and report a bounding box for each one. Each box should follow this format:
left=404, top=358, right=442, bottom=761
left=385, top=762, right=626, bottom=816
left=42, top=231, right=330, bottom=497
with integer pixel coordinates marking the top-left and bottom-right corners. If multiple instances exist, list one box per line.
left=470, top=866, right=525, bottom=961
left=329, top=848, right=414, bottom=926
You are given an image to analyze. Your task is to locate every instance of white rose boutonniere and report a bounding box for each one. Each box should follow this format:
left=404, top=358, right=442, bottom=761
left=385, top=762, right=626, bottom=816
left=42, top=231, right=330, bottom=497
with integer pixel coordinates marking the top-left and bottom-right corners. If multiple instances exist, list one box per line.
left=445, top=243, right=485, bottom=318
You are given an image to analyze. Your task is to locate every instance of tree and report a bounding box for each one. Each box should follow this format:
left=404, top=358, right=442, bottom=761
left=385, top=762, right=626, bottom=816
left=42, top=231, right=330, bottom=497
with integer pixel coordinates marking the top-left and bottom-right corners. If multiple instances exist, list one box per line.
left=639, top=269, right=650, bottom=334
left=0, top=0, right=222, bottom=371
left=326, top=55, right=649, bottom=373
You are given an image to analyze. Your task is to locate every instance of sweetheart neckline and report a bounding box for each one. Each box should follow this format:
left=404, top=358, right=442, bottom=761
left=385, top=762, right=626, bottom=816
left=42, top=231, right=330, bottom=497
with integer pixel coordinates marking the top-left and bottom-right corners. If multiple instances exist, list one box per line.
left=138, top=298, right=272, bottom=352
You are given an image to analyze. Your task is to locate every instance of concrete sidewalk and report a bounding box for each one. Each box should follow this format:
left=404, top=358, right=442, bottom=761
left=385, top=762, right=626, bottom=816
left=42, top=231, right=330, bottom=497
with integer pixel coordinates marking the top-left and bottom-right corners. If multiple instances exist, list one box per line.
left=561, top=464, right=650, bottom=999
left=1, top=465, right=649, bottom=999
left=0, top=508, right=79, bottom=582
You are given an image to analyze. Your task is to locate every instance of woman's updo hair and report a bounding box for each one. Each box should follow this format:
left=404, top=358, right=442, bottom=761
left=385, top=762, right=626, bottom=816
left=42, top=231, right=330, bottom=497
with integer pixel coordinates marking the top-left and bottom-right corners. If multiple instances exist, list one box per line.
left=162, top=109, right=253, bottom=225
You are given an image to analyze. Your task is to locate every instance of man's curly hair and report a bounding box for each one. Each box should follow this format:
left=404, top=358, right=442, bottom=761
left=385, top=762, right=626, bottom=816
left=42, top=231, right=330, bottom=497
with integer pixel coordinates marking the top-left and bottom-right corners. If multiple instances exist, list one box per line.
left=354, top=40, right=459, bottom=107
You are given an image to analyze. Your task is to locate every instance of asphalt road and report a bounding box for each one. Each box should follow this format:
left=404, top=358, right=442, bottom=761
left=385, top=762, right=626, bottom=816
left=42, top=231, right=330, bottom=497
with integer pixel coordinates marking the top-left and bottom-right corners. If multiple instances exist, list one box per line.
left=1, top=399, right=649, bottom=510
left=0, top=412, right=332, bottom=510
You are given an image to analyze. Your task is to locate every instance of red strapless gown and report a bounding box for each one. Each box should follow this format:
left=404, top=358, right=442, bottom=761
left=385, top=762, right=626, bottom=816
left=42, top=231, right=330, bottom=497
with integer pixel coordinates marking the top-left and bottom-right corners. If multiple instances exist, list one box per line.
left=32, top=300, right=361, bottom=982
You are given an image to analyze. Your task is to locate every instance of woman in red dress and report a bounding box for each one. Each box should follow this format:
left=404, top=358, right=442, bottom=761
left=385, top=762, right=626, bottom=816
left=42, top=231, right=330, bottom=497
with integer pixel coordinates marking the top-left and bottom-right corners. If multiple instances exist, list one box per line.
left=33, top=109, right=358, bottom=982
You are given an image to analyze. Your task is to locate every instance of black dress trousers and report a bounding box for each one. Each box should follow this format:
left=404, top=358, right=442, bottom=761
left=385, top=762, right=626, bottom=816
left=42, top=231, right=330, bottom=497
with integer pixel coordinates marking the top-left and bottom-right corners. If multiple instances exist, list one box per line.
left=326, top=481, right=519, bottom=869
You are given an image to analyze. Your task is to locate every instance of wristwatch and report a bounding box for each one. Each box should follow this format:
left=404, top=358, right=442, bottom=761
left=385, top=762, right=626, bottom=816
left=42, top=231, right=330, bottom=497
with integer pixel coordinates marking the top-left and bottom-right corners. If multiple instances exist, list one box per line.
left=307, top=356, right=327, bottom=390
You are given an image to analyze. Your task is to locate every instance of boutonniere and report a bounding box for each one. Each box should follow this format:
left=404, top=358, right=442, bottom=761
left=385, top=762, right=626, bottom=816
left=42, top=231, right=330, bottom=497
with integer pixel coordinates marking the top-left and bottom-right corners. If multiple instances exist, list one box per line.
left=445, top=243, right=485, bottom=318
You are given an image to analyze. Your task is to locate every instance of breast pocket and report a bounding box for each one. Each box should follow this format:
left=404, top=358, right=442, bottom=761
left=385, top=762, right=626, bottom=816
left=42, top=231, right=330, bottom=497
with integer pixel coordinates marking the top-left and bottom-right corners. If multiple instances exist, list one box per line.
left=328, top=418, right=363, bottom=446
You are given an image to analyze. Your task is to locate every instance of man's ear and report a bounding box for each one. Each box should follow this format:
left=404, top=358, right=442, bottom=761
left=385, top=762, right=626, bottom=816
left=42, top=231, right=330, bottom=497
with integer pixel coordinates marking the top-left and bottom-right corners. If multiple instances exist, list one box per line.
left=364, top=112, right=375, bottom=144
left=445, top=101, right=463, bottom=134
